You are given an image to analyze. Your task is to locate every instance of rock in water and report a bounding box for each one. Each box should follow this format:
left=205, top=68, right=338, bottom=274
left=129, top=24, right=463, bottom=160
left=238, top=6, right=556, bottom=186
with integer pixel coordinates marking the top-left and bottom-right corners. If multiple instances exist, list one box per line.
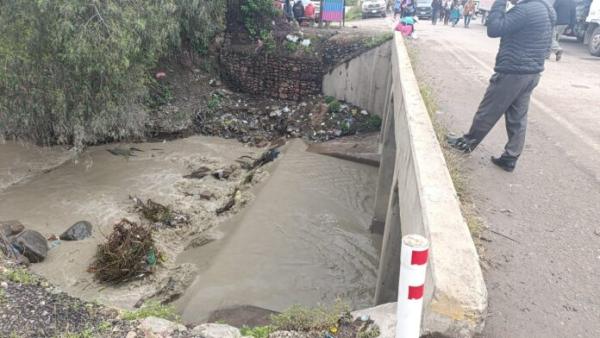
left=191, top=323, right=242, bottom=338
left=13, top=230, right=48, bottom=263
left=0, top=220, right=25, bottom=237
left=60, top=221, right=93, bottom=241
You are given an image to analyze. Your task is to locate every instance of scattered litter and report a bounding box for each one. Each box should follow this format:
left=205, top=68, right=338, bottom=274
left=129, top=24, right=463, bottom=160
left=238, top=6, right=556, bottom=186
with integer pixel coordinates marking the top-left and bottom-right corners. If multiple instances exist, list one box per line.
left=184, top=166, right=211, bottom=179
left=211, top=166, right=236, bottom=180
left=216, top=189, right=238, bottom=215
left=90, top=219, right=158, bottom=283
left=132, top=197, right=190, bottom=228
left=301, top=39, right=311, bottom=47
left=49, top=240, right=61, bottom=250
left=286, top=34, right=299, bottom=43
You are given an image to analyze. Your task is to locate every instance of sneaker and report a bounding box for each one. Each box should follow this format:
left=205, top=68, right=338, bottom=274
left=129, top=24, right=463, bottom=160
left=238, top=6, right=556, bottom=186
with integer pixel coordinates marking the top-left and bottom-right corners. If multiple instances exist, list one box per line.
left=556, top=50, right=563, bottom=61
left=491, top=156, right=516, bottom=172
left=447, top=135, right=477, bottom=153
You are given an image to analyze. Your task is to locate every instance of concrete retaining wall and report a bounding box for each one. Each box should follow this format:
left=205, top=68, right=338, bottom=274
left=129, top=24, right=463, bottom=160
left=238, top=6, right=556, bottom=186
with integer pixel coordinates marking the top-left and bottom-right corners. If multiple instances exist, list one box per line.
left=367, top=34, right=487, bottom=337
left=322, top=41, right=392, bottom=117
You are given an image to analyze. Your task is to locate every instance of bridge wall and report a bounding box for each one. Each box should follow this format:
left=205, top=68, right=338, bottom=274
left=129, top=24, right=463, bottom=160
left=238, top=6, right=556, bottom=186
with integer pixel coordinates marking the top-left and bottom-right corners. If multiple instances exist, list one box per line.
left=356, top=33, right=487, bottom=337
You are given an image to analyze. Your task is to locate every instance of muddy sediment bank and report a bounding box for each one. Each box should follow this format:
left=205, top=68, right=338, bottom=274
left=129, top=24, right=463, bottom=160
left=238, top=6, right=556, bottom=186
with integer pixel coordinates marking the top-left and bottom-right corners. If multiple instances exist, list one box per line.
left=0, top=136, right=266, bottom=309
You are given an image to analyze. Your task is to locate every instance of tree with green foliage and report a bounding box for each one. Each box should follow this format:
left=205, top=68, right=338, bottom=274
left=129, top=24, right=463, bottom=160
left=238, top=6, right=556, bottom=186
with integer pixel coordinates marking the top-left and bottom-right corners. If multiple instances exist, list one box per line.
left=0, top=0, right=225, bottom=147
left=174, top=0, right=226, bottom=54
left=240, top=0, right=278, bottom=46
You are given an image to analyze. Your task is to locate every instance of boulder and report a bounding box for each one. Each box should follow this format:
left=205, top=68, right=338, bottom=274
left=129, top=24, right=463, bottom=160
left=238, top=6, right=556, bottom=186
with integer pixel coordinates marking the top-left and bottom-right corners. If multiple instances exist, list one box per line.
left=0, top=220, right=25, bottom=237
left=191, top=323, right=242, bottom=338
left=138, top=317, right=186, bottom=335
left=59, top=221, right=93, bottom=241
left=12, top=230, right=48, bottom=263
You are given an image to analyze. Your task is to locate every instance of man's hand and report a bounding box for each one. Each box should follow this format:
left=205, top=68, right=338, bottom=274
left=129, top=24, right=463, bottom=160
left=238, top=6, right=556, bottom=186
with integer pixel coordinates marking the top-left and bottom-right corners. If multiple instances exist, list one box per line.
left=487, top=0, right=528, bottom=38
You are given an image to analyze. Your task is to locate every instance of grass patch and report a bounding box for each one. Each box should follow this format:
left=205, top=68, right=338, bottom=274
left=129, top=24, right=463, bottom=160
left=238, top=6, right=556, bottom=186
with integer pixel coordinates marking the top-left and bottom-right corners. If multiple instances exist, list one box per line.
left=358, top=326, right=381, bottom=338
left=365, top=114, right=383, bottom=130
left=207, top=93, right=222, bottom=111
left=270, top=301, right=350, bottom=332
left=328, top=100, right=342, bottom=113
left=324, top=96, right=336, bottom=104
left=284, top=40, right=299, bottom=53
left=97, top=321, right=112, bottom=333
left=122, top=300, right=180, bottom=322
left=240, top=325, right=273, bottom=338
left=364, top=32, right=394, bottom=49
left=408, top=48, right=484, bottom=238
left=2, top=268, right=38, bottom=285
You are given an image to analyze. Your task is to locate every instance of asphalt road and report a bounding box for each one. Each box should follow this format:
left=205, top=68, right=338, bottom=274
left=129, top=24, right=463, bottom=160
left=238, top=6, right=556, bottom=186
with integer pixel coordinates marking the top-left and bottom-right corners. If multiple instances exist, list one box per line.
left=352, top=17, right=600, bottom=337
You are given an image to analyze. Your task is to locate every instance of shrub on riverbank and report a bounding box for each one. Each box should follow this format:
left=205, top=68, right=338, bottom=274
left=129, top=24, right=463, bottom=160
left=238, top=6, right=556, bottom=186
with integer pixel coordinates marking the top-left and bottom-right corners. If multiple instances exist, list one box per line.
left=0, top=0, right=225, bottom=147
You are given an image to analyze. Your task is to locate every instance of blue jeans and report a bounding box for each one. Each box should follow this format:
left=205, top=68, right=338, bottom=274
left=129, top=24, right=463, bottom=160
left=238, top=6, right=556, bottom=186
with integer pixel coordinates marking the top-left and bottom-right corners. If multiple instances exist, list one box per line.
left=464, top=15, right=472, bottom=27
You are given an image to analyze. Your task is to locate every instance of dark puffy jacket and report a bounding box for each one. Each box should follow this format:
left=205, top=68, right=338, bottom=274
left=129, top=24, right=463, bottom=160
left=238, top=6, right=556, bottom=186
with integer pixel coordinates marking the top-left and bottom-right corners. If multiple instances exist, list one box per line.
left=293, top=1, right=304, bottom=19
left=487, top=0, right=556, bottom=74
left=553, top=0, right=576, bottom=26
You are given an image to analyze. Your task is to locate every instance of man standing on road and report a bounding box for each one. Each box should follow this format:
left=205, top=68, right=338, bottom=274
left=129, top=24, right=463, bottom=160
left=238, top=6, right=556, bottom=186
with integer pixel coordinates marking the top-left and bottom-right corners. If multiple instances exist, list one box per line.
left=431, top=0, right=443, bottom=25
left=447, top=0, right=556, bottom=172
left=551, top=0, right=576, bottom=61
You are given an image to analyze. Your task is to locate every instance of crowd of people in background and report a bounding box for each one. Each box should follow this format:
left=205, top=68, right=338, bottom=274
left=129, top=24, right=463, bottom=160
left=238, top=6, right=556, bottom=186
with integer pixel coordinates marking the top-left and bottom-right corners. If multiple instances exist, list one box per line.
left=430, top=0, right=476, bottom=28
left=282, top=0, right=316, bottom=25
left=281, top=0, right=578, bottom=62
left=393, top=0, right=477, bottom=36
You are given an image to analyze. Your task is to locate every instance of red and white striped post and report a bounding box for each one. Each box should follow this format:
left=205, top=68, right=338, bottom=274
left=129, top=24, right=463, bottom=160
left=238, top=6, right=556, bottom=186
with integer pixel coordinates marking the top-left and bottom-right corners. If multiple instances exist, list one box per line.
left=396, top=234, right=430, bottom=338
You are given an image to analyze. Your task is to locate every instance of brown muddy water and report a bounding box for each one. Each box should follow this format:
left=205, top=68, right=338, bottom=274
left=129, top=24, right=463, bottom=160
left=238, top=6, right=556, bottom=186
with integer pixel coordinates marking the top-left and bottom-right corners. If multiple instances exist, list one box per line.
left=175, top=140, right=380, bottom=322
left=0, top=137, right=380, bottom=323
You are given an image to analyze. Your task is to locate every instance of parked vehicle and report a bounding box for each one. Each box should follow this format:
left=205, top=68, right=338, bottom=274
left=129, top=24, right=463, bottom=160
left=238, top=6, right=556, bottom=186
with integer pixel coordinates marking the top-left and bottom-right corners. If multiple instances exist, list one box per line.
left=415, top=0, right=432, bottom=19
left=362, top=0, right=387, bottom=18
left=566, top=0, right=600, bottom=56
left=585, top=0, right=600, bottom=55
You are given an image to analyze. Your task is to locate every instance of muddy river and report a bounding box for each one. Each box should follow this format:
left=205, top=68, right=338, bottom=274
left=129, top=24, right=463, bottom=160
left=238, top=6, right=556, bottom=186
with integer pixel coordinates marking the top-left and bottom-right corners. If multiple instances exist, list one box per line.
left=0, top=137, right=380, bottom=322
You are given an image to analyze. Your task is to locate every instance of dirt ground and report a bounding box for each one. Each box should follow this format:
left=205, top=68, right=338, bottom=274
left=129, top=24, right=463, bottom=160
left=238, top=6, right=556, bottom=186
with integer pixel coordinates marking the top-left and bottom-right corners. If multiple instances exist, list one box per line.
left=354, top=16, right=600, bottom=338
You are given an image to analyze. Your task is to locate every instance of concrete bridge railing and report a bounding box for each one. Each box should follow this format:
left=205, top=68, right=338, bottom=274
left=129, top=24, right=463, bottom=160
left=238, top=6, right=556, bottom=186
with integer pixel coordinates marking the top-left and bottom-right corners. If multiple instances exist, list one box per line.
left=371, top=33, right=487, bottom=337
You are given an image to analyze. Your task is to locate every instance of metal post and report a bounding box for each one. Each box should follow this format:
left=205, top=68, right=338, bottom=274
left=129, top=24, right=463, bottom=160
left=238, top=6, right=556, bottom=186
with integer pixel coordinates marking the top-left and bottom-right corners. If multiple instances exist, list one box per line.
left=396, top=234, right=429, bottom=338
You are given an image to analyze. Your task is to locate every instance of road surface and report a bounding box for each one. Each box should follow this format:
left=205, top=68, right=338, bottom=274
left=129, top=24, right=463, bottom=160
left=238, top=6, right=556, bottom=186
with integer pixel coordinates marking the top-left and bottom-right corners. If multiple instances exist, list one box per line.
left=352, top=17, right=600, bottom=337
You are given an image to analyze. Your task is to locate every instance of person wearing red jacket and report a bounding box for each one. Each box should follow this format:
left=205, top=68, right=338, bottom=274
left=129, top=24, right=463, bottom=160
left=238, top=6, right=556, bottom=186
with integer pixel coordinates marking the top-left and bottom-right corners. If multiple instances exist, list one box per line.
left=305, top=1, right=315, bottom=19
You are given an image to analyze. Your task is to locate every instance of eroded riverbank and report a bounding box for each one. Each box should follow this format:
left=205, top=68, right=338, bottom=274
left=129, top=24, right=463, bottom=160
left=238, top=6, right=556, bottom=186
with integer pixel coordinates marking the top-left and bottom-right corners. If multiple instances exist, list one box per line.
left=0, top=134, right=381, bottom=328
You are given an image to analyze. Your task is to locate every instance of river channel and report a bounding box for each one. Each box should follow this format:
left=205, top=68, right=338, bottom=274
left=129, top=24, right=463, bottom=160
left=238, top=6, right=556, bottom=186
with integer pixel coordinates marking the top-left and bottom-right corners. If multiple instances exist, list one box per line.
left=0, top=137, right=381, bottom=322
